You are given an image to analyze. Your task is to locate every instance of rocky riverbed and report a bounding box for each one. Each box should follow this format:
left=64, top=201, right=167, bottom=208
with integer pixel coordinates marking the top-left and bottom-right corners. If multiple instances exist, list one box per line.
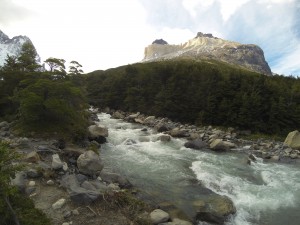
left=1, top=107, right=300, bottom=225
left=108, top=108, right=300, bottom=164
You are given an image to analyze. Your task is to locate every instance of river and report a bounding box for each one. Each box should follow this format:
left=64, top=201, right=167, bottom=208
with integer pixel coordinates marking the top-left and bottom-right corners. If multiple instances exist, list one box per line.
left=97, top=113, right=300, bottom=225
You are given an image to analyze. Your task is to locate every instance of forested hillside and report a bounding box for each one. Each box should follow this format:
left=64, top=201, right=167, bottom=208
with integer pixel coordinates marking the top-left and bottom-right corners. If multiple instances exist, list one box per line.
left=87, top=60, right=300, bottom=135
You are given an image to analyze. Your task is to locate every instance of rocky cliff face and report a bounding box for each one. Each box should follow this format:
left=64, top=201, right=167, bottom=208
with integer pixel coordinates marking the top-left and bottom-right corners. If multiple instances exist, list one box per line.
left=143, top=32, right=272, bottom=75
left=0, top=30, right=39, bottom=66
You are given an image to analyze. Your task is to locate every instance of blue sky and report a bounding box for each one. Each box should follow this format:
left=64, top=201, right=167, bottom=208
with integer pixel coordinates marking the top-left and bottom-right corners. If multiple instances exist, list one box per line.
left=0, top=0, right=299, bottom=76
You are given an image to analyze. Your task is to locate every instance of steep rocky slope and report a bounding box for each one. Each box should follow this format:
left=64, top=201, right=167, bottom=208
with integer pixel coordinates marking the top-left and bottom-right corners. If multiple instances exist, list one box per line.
left=143, top=32, right=272, bottom=75
left=0, top=30, right=39, bottom=66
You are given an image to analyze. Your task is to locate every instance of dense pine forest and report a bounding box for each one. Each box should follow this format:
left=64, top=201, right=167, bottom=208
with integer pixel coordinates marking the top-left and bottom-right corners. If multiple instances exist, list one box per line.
left=87, top=59, right=300, bottom=135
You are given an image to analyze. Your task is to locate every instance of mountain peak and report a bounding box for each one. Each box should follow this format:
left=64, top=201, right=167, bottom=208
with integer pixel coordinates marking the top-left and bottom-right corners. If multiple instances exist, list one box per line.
left=152, top=39, right=168, bottom=45
left=143, top=32, right=272, bottom=75
left=0, top=30, right=39, bottom=66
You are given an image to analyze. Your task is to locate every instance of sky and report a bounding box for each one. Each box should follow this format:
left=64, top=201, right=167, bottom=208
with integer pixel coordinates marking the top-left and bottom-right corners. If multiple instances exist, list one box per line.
left=0, top=0, right=299, bottom=76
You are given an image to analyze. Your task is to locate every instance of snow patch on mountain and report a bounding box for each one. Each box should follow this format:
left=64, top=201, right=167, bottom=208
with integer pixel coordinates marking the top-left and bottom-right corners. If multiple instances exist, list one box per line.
left=0, top=30, right=39, bottom=66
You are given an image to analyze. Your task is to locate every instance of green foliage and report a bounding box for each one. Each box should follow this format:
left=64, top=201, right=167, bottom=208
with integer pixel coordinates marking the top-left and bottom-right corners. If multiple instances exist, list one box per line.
left=69, top=60, right=83, bottom=75
left=87, top=60, right=300, bottom=135
left=14, top=74, right=89, bottom=140
left=17, top=41, right=40, bottom=72
left=0, top=142, right=50, bottom=225
left=0, top=192, right=51, bottom=225
left=0, top=142, right=22, bottom=195
left=0, top=55, right=88, bottom=140
left=44, top=57, right=66, bottom=75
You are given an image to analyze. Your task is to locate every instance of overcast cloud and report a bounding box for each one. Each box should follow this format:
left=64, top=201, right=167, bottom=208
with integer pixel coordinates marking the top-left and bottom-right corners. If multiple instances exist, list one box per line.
left=0, top=0, right=299, bottom=75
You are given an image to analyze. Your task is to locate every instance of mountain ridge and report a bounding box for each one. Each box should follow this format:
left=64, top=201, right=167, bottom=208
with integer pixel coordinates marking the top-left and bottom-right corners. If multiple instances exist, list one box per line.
left=0, top=30, right=39, bottom=66
left=143, top=32, right=272, bottom=75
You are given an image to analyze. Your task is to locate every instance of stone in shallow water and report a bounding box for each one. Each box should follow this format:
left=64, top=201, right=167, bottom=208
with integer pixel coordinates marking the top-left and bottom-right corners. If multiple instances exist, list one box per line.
left=194, top=195, right=236, bottom=224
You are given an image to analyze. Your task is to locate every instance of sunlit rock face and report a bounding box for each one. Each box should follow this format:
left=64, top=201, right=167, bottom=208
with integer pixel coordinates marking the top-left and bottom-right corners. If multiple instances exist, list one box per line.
left=0, top=30, right=40, bottom=66
left=143, top=32, right=272, bottom=75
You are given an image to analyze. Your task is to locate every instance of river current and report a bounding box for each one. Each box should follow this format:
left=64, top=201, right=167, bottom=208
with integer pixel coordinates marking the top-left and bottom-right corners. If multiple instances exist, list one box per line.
left=97, top=113, right=300, bottom=225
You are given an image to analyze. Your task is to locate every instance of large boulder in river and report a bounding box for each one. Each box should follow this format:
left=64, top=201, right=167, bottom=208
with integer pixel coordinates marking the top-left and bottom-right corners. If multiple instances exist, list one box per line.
left=194, top=195, right=236, bottom=224
left=210, top=139, right=236, bottom=151
left=77, top=150, right=104, bottom=176
left=284, top=130, right=300, bottom=149
left=169, top=128, right=189, bottom=138
left=88, top=124, right=108, bottom=144
left=184, top=139, right=207, bottom=150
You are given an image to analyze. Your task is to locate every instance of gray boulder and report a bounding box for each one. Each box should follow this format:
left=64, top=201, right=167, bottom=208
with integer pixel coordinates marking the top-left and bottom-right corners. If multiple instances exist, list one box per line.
left=194, top=195, right=236, bottom=224
left=52, top=153, right=64, bottom=170
left=184, top=139, right=207, bottom=150
left=169, top=128, right=189, bottom=138
left=11, top=171, right=27, bottom=193
left=210, top=139, right=236, bottom=151
left=155, top=122, right=171, bottom=132
left=143, top=116, right=156, bottom=125
left=88, top=124, right=108, bottom=144
left=159, top=135, right=171, bottom=142
left=77, top=150, right=104, bottom=176
left=112, top=111, right=125, bottom=119
left=284, top=130, right=300, bottom=149
left=100, top=171, right=132, bottom=188
left=150, top=209, right=170, bottom=224
left=60, top=174, right=100, bottom=204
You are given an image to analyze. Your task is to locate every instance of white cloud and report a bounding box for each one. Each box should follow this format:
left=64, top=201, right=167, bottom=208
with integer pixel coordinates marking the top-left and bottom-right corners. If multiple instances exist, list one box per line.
left=0, top=0, right=299, bottom=75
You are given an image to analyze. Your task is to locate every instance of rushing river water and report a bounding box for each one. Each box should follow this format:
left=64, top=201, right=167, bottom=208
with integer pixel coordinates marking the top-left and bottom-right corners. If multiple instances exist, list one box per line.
left=98, top=113, right=300, bottom=225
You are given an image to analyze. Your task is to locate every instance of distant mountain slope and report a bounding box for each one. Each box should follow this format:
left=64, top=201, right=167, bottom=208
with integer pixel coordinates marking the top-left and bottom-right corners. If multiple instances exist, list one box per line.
left=143, top=32, right=272, bottom=75
left=0, top=30, right=39, bottom=66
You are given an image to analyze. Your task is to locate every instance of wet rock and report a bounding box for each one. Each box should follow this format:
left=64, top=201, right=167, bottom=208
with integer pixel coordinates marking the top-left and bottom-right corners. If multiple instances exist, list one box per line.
left=155, top=122, right=171, bottom=132
left=139, top=136, right=150, bottom=142
left=169, top=128, right=189, bottom=138
left=88, top=125, right=108, bottom=144
left=184, top=139, right=207, bottom=150
left=123, top=138, right=137, bottom=145
left=144, top=116, right=156, bottom=125
left=194, top=195, right=236, bottom=224
left=150, top=209, right=170, bottom=224
left=77, top=150, right=104, bottom=176
left=284, top=130, right=300, bottom=149
left=112, top=111, right=125, bottom=119
left=210, top=139, right=236, bottom=151
left=159, top=135, right=171, bottom=142
left=127, top=112, right=140, bottom=122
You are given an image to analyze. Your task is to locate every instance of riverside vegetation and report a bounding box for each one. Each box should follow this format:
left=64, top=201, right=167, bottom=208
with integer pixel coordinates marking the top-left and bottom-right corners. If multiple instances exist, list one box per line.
left=0, top=41, right=300, bottom=225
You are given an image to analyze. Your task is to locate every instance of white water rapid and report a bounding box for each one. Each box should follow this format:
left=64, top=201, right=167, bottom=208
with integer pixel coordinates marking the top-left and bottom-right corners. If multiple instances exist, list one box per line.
left=98, top=113, right=300, bottom=225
